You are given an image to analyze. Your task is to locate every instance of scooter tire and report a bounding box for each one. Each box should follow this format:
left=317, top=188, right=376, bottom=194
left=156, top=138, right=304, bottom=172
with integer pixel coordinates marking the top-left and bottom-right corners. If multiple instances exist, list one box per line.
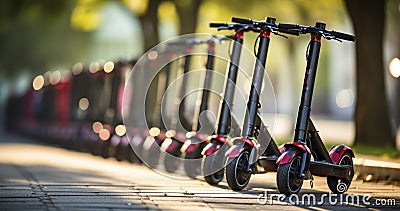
left=327, top=151, right=354, bottom=194
left=226, top=151, right=251, bottom=191
left=276, top=154, right=303, bottom=196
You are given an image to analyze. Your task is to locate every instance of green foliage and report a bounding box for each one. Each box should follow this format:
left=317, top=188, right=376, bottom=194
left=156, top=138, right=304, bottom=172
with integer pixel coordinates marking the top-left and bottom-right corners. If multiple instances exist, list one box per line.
left=0, top=0, right=94, bottom=79
left=352, top=145, right=400, bottom=159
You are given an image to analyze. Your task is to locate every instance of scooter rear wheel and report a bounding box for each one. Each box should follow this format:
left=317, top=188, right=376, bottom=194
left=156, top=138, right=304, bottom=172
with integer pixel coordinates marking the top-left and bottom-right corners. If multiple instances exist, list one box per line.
left=277, top=154, right=303, bottom=196
left=327, top=152, right=354, bottom=193
left=226, top=151, right=251, bottom=191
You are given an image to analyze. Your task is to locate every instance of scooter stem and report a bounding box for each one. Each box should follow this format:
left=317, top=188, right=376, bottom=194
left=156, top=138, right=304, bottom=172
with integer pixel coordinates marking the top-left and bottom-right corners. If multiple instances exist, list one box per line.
left=216, top=31, right=244, bottom=136
left=241, top=25, right=272, bottom=138
left=294, top=23, right=324, bottom=144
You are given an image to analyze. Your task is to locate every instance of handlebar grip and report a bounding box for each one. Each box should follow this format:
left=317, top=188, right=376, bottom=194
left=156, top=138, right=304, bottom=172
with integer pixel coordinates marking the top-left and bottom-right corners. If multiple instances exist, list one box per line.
left=231, top=17, right=252, bottom=24
left=278, top=28, right=300, bottom=36
left=332, top=31, right=355, bottom=42
left=210, top=23, right=227, bottom=28
left=278, top=23, right=300, bottom=30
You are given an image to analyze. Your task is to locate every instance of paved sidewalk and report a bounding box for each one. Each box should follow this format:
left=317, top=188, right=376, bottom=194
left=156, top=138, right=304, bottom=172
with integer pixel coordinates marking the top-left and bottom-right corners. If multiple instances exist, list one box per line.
left=0, top=133, right=399, bottom=210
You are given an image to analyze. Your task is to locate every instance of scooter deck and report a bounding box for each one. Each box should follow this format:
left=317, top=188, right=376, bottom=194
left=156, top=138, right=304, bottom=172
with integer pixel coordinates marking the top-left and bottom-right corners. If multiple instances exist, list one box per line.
left=309, top=160, right=352, bottom=180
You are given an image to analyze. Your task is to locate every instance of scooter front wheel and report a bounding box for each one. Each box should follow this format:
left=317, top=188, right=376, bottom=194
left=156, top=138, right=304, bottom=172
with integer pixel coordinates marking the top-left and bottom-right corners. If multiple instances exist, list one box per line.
left=184, top=152, right=202, bottom=179
left=202, top=156, right=224, bottom=185
left=164, top=153, right=181, bottom=173
left=226, top=151, right=251, bottom=191
left=327, top=152, right=354, bottom=193
left=277, top=154, right=303, bottom=196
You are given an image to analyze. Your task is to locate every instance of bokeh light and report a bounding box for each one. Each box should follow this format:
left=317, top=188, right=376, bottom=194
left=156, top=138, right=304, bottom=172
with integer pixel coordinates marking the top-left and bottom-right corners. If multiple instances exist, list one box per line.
left=50, top=71, right=61, bottom=85
left=92, top=121, right=103, bottom=134
left=89, top=62, right=100, bottom=73
left=79, top=98, right=90, bottom=111
left=72, top=63, right=84, bottom=75
left=105, top=108, right=115, bottom=118
left=336, top=89, right=355, bottom=108
left=389, top=57, right=400, bottom=78
left=147, top=51, right=158, bottom=60
left=99, top=128, right=111, bottom=141
left=115, top=125, right=127, bottom=136
left=149, top=127, right=161, bottom=137
left=32, top=75, right=44, bottom=91
left=104, top=61, right=115, bottom=73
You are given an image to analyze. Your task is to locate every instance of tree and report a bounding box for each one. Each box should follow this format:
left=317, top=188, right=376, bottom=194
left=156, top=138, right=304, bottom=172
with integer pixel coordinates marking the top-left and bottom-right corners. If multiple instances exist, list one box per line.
left=173, top=0, right=203, bottom=35
left=0, top=0, right=94, bottom=78
left=345, top=0, right=395, bottom=147
left=138, top=0, right=162, bottom=51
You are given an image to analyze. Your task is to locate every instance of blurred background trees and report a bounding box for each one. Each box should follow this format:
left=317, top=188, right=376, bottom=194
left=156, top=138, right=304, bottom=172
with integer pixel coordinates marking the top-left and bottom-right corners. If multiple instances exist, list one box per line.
left=0, top=0, right=399, bottom=148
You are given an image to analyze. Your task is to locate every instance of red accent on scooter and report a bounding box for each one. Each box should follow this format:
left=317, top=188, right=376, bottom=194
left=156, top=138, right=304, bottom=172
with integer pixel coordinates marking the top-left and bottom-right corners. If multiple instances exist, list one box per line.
left=283, top=141, right=311, bottom=153
left=279, top=144, right=286, bottom=154
left=185, top=144, right=198, bottom=154
left=329, top=145, right=354, bottom=164
left=225, top=144, right=245, bottom=158
left=201, top=135, right=227, bottom=156
left=312, top=34, right=322, bottom=43
left=276, top=148, right=302, bottom=165
left=235, top=31, right=244, bottom=39
left=261, top=30, right=271, bottom=38
left=165, top=140, right=180, bottom=153
left=202, top=143, right=220, bottom=156
left=235, top=137, right=255, bottom=147
left=276, top=151, right=293, bottom=164
left=213, top=135, right=228, bottom=144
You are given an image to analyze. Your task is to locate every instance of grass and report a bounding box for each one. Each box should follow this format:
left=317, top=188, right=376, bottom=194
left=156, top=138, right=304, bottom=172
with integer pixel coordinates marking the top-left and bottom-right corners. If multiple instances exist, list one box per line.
left=351, top=145, right=400, bottom=159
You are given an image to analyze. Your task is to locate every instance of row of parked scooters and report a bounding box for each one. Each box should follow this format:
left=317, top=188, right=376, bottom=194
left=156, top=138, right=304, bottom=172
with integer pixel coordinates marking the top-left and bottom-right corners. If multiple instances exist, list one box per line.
left=7, top=16, right=356, bottom=196
left=130, top=16, right=356, bottom=196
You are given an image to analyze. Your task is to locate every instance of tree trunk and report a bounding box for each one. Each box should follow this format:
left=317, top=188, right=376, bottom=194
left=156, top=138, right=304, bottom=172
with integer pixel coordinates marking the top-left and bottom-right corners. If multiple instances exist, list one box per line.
left=138, top=0, right=162, bottom=124
left=139, top=0, right=162, bottom=52
left=174, top=0, right=202, bottom=35
left=345, top=0, right=395, bottom=147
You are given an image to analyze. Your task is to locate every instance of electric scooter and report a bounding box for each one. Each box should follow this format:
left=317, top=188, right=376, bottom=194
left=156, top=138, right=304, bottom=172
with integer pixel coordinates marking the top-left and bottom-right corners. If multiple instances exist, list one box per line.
left=275, top=22, right=356, bottom=196
left=161, top=41, right=197, bottom=173
left=200, top=23, right=250, bottom=185
left=223, top=17, right=298, bottom=191
left=141, top=51, right=175, bottom=168
left=181, top=35, right=234, bottom=179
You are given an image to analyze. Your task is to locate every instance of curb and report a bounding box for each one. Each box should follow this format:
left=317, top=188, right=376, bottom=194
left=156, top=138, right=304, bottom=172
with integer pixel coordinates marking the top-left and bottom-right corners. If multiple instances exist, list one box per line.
left=353, top=157, right=400, bottom=183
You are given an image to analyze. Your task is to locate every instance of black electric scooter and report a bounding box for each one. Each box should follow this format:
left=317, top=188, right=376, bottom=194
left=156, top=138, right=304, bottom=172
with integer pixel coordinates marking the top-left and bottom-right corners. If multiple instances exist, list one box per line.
left=142, top=50, right=175, bottom=168
left=161, top=41, right=197, bottom=173
left=276, top=22, right=356, bottom=196
left=200, top=23, right=251, bottom=185
left=223, top=17, right=298, bottom=191
left=181, top=35, right=233, bottom=179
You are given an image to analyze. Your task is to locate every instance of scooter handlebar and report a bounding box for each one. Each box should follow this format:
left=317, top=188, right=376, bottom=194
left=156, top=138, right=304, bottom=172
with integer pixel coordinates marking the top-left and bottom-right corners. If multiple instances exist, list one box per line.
left=331, top=30, right=356, bottom=42
left=231, top=17, right=253, bottom=24
left=278, top=23, right=355, bottom=42
left=209, top=23, right=228, bottom=28
left=278, top=23, right=300, bottom=31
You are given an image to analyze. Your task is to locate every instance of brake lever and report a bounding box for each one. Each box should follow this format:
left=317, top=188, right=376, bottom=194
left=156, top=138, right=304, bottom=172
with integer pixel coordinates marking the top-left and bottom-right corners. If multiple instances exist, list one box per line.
left=273, top=31, right=288, bottom=39
left=322, top=33, right=342, bottom=43
left=217, top=26, right=230, bottom=31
